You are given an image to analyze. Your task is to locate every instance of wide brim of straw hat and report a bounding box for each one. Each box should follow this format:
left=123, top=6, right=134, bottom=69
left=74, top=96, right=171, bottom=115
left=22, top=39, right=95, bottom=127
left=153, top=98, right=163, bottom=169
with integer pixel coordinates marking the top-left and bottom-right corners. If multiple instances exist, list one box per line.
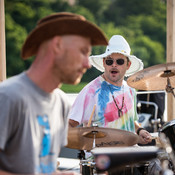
left=21, top=12, right=108, bottom=59
left=89, top=50, right=144, bottom=76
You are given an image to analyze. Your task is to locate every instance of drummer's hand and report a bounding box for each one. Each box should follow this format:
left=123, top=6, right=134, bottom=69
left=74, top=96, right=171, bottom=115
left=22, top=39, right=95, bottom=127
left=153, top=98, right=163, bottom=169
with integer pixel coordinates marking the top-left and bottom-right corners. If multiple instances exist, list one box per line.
left=138, top=129, right=152, bottom=144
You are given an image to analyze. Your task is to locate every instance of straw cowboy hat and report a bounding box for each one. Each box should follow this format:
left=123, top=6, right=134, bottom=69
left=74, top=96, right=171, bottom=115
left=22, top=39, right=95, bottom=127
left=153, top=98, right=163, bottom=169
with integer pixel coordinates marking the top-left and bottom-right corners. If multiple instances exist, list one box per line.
left=21, top=12, right=108, bottom=59
left=89, top=35, right=143, bottom=76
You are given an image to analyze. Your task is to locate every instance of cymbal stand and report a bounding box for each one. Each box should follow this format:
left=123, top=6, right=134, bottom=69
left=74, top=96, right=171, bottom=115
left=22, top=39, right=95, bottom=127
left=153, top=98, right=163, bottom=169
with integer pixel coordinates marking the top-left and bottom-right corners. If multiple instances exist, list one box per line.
left=78, top=150, right=95, bottom=175
left=92, top=131, right=98, bottom=149
left=92, top=123, right=98, bottom=149
left=166, top=77, right=175, bottom=98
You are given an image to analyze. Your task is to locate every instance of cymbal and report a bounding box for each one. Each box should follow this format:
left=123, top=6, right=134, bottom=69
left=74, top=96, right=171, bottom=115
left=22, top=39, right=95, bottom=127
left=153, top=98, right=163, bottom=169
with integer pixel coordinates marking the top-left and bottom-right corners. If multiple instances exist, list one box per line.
left=66, top=126, right=139, bottom=150
left=127, top=62, right=175, bottom=91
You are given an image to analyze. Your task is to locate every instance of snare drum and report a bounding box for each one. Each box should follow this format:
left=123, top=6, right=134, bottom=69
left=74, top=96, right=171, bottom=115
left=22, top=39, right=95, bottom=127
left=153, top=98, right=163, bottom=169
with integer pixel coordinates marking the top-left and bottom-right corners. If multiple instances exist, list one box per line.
left=160, top=119, right=175, bottom=151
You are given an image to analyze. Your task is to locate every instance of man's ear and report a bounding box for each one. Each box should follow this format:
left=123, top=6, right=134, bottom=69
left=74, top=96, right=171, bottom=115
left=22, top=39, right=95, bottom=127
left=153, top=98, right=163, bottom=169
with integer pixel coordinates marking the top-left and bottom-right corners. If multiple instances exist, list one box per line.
left=103, top=58, right=105, bottom=66
left=127, top=61, right=131, bottom=70
left=52, top=36, right=62, bottom=54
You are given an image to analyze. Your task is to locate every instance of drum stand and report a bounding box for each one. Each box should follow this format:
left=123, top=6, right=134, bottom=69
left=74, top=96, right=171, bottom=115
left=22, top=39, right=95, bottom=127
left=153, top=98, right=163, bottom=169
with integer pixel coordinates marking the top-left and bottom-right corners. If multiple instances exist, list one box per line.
left=78, top=128, right=98, bottom=175
left=78, top=151, right=96, bottom=175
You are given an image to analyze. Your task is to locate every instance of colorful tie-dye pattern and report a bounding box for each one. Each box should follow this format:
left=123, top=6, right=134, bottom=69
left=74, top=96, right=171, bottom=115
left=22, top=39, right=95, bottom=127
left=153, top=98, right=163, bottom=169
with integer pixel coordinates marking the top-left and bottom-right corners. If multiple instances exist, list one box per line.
left=69, top=76, right=138, bottom=133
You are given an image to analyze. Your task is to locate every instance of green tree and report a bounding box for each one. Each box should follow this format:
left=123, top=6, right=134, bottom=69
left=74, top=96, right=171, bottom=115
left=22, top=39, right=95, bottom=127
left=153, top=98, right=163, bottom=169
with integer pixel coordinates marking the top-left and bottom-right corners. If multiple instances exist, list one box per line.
left=76, top=0, right=111, bottom=23
left=133, top=36, right=165, bottom=67
left=4, top=0, right=167, bottom=84
left=5, top=13, right=28, bottom=76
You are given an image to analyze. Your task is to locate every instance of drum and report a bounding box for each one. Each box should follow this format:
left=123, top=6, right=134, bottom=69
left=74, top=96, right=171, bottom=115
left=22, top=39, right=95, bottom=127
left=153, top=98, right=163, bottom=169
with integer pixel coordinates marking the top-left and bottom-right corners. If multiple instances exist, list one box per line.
left=160, top=119, right=175, bottom=152
left=80, top=159, right=96, bottom=175
left=97, top=162, right=149, bottom=175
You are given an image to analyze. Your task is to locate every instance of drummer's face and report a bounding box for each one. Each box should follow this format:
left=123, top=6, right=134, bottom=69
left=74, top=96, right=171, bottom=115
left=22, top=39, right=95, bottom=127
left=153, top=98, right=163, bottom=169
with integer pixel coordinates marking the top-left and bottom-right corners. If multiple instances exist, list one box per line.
left=103, top=53, right=131, bottom=86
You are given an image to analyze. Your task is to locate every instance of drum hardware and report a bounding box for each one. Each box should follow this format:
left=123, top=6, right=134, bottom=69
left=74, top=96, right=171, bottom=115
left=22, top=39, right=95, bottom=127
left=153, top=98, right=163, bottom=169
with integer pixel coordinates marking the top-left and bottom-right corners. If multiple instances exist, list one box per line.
left=151, top=118, right=161, bottom=133
left=66, top=126, right=138, bottom=174
left=127, top=62, right=175, bottom=98
left=161, top=160, right=174, bottom=175
left=78, top=150, right=96, bottom=175
left=151, top=118, right=161, bottom=125
left=157, top=132, right=175, bottom=174
left=66, top=126, right=139, bottom=150
left=159, top=133, right=175, bottom=164
left=166, top=77, right=175, bottom=98
left=80, top=159, right=96, bottom=175
left=137, top=100, right=159, bottom=132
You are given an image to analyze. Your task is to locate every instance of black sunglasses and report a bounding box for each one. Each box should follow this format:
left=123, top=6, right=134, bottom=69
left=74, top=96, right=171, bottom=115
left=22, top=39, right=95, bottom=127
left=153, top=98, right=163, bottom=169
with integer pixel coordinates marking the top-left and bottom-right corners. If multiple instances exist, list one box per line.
left=105, top=58, right=125, bottom=66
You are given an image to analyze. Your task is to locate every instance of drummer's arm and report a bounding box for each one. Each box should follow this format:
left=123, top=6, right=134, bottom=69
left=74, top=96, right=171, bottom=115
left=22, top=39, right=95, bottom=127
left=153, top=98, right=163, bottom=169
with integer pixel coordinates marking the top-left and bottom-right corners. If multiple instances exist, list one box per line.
left=0, top=171, right=14, bottom=175
left=134, top=121, right=141, bottom=132
left=69, top=119, right=79, bottom=127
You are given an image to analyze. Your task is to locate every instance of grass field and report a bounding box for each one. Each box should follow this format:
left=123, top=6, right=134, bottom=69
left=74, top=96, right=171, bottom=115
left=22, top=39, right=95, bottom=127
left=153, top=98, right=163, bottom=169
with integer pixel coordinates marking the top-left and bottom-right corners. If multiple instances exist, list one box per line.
left=60, top=82, right=87, bottom=93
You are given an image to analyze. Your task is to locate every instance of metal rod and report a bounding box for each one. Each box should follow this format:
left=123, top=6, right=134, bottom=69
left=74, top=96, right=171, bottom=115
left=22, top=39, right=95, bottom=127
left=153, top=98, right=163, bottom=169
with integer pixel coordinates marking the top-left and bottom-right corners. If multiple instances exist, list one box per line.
left=138, top=100, right=158, bottom=132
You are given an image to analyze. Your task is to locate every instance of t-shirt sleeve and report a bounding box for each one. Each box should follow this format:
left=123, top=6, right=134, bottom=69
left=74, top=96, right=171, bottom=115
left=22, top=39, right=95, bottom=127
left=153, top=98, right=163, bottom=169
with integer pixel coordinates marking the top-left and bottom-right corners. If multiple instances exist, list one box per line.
left=68, top=86, right=96, bottom=125
left=0, top=93, right=18, bottom=150
left=68, top=88, right=88, bottom=124
left=58, top=90, right=72, bottom=147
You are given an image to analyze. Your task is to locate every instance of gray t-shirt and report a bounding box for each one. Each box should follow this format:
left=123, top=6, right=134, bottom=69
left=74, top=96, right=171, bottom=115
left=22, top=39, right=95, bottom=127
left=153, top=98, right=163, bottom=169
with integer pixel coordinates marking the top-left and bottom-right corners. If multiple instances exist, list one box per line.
left=0, top=72, right=70, bottom=174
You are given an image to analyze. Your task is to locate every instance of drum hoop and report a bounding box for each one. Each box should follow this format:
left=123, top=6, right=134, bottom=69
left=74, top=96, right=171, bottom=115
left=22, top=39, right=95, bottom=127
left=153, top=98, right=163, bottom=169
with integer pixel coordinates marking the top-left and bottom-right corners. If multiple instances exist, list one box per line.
left=161, top=120, right=175, bottom=131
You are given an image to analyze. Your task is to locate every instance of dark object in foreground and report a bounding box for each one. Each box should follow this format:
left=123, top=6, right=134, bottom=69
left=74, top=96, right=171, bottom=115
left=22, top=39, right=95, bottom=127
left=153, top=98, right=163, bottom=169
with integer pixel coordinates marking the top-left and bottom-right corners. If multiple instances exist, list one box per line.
left=91, top=146, right=159, bottom=173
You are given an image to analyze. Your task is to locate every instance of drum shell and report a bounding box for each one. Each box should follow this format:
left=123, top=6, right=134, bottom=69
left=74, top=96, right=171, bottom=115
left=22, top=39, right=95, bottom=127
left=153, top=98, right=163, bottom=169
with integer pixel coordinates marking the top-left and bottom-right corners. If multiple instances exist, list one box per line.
left=161, top=119, right=175, bottom=151
left=105, top=163, right=149, bottom=175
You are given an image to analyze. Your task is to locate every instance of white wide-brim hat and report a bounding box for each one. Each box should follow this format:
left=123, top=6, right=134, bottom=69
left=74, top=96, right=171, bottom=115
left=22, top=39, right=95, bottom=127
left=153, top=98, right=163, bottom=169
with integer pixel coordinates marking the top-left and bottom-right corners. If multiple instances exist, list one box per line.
left=89, top=35, right=144, bottom=76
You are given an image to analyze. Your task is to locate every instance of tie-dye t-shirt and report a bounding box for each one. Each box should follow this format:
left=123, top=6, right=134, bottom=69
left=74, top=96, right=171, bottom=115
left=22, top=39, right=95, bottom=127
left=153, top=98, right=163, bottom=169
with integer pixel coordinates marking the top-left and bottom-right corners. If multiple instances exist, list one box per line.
left=68, top=76, right=138, bottom=133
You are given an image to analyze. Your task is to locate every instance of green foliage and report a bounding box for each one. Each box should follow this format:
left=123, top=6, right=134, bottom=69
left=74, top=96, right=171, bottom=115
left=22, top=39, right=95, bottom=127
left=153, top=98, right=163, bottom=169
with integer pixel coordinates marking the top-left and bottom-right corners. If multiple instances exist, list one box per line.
left=4, top=0, right=167, bottom=87
left=66, top=5, right=96, bottom=23
left=5, top=14, right=28, bottom=75
left=61, top=82, right=87, bottom=93
left=126, top=15, right=166, bottom=48
left=77, top=0, right=111, bottom=23
left=82, top=67, right=101, bottom=82
left=133, top=36, right=165, bottom=67
left=104, top=0, right=166, bottom=25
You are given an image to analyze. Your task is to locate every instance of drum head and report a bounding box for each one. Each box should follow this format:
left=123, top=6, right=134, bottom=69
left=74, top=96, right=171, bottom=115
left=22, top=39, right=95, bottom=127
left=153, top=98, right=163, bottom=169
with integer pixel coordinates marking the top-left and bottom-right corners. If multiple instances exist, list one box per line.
left=161, top=119, right=175, bottom=151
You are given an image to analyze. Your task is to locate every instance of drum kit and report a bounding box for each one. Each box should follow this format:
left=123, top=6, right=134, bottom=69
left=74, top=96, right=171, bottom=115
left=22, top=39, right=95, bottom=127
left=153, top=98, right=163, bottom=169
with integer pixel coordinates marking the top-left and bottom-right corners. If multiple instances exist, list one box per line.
left=62, top=62, right=175, bottom=175
left=127, top=62, right=175, bottom=96
left=66, top=126, right=139, bottom=151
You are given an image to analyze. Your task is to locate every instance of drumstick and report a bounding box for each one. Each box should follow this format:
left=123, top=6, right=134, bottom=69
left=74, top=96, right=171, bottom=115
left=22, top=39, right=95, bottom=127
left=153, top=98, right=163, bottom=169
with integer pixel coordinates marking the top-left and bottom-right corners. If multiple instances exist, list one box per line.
left=150, top=132, right=159, bottom=140
left=87, top=104, right=96, bottom=127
